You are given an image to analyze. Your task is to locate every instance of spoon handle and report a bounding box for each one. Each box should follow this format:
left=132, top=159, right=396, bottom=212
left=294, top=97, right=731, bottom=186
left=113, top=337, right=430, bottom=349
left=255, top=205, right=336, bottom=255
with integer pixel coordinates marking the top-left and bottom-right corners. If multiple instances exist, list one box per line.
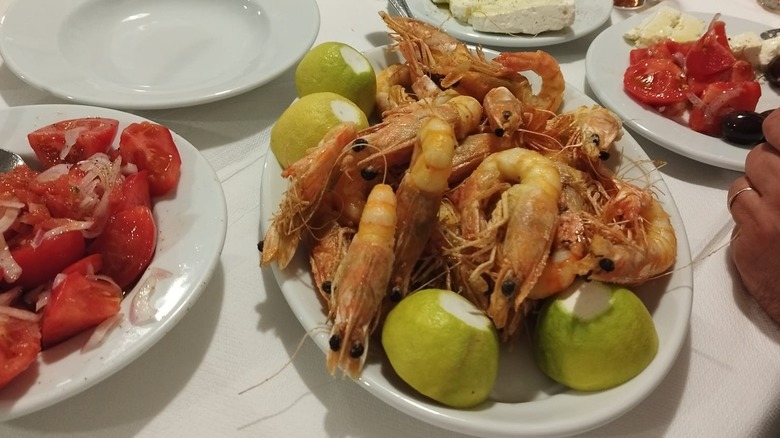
left=388, top=0, right=413, bottom=18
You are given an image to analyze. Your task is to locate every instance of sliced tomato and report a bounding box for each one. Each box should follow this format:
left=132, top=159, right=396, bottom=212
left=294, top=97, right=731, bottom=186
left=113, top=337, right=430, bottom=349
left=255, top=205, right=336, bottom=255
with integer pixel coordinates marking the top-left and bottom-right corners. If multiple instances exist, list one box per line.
left=685, top=20, right=736, bottom=80
left=109, top=171, right=151, bottom=215
left=27, top=118, right=119, bottom=169
left=689, top=81, right=762, bottom=136
left=28, top=166, right=91, bottom=220
left=62, top=254, right=103, bottom=276
left=87, top=205, right=156, bottom=289
left=624, top=58, right=688, bottom=105
left=40, top=272, right=122, bottom=349
left=6, top=231, right=85, bottom=289
left=119, top=122, right=181, bottom=197
left=0, top=316, right=41, bottom=389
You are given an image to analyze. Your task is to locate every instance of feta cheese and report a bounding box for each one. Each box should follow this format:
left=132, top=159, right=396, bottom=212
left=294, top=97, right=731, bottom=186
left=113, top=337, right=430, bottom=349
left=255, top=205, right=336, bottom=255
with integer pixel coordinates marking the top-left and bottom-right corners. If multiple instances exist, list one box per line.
left=436, top=0, right=576, bottom=35
left=729, top=32, right=764, bottom=69
left=759, top=36, right=780, bottom=71
left=623, top=6, right=705, bottom=48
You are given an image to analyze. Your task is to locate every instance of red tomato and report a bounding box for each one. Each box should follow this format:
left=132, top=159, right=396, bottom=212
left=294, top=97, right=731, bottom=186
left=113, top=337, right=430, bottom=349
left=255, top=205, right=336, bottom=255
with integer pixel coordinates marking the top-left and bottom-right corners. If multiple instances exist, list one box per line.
left=28, top=167, right=91, bottom=221
left=27, top=118, right=119, bottom=168
left=0, top=316, right=41, bottom=389
left=689, top=81, right=762, bottom=136
left=685, top=20, right=736, bottom=80
left=62, top=254, right=103, bottom=276
left=6, top=231, right=85, bottom=289
left=87, top=205, right=157, bottom=289
left=40, top=272, right=122, bottom=349
left=109, top=171, right=152, bottom=215
left=624, top=58, right=688, bottom=105
left=119, top=122, right=181, bottom=197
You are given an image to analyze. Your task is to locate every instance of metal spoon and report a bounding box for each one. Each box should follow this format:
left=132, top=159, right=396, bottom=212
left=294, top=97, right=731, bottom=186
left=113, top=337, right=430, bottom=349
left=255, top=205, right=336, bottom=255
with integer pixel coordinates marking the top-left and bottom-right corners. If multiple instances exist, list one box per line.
left=388, top=0, right=413, bottom=18
left=761, top=28, right=780, bottom=40
left=0, top=149, right=26, bottom=173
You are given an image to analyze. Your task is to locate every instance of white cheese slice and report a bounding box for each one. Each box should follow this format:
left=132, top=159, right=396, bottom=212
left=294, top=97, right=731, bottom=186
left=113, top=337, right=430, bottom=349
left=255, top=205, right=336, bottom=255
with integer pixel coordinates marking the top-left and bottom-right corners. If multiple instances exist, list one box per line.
left=449, top=0, right=575, bottom=35
left=623, top=6, right=704, bottom=48
left=759, top=36, right=780, bottom=71
left=729, top=32, right=764, bottom=70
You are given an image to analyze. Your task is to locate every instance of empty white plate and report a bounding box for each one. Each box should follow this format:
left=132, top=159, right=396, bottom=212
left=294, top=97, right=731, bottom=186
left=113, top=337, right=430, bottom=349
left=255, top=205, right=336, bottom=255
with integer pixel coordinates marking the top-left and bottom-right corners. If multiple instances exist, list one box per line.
left=0, top=0, right=320, bottom=109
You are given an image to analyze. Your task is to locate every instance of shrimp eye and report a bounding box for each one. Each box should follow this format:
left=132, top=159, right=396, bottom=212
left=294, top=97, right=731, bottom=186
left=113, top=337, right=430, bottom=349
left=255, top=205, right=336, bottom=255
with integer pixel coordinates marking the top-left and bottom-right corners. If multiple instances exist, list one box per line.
left=329, top=334, right=341, bottom=351
left=321, top=281, right=332, bottom=294
left=591, top=133, right=601, bottom=146
left=257, top=240, right=264, bottom=252
left=502, top=110, right=512, bottom=121
left=494, top=128, right=505, bottom=137
left=389, top=286, right=403, bottom=302
left=501, top=280, right=516, bottom=296
left=361, top=168, right=378, bottom=180
left=350, top=343, right=364, bottom=358
left=599, top=151, right=610, bottom=161
left=352, top=138, right=368, bottom=152
left=599, top=258, right=616, bottom=272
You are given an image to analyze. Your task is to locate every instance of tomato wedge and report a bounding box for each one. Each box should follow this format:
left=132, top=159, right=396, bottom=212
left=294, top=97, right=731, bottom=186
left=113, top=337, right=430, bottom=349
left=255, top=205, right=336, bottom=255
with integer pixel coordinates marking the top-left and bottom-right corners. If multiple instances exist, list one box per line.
left=6, top=231, right=86, bottom=288
left=0, top=315, right=41, bottom=388
left=87, top=205, right=157, bottom=289
left=40, top=272, right=122, bottom=349
left=685, top=20, right=736, bottom=81
left=27, top=118, right=119, bottom=168
left=689, top=81, right=762, bottom=136
left=109, top=171, right=152, bottom=215
left=62, top=254, right=104, bottom=276
left=119, top=122, right=181, bottom=197
left=624, top=58, right=688, bottom=105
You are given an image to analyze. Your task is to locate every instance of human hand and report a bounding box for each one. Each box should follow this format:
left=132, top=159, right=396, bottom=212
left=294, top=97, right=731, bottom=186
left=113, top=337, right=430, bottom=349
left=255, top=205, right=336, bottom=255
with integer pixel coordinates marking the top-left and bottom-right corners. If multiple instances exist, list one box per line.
left=727, top=109, right=780, bottom=324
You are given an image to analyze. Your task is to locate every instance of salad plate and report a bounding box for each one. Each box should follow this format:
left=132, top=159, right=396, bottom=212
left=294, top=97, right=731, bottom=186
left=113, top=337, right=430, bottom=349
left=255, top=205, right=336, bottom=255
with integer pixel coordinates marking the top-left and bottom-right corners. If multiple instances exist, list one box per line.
left=585, top=11, right=780, bottom=172
left=0, top=104, right=227, bottom=420
left=0, top=0, right=320, bottom=110
left=259, top=46, right=693, bottom=437
left=404, top=0, right=612, bottom=48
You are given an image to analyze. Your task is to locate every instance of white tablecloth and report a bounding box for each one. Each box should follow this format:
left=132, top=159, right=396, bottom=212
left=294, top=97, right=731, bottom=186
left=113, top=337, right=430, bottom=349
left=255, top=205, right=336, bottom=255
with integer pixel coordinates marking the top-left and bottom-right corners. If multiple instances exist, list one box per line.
left=1, top=0, right=780, bottom=437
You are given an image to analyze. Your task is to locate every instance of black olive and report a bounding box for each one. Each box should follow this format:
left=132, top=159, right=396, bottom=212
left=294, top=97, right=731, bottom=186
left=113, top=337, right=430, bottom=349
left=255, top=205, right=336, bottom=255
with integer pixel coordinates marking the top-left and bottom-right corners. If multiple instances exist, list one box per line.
left=721, top=111, right=765, bottom=145
left=767, top=56, right=780, bottom=87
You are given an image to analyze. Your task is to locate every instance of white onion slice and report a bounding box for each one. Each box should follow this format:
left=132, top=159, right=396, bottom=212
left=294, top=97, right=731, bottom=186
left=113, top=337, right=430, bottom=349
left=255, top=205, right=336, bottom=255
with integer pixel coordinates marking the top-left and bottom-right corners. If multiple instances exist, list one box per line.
left=0, top=286, right=22, bottom=307
left=81, top=313, right=123, bottom=353
left=129, top=268, right=172, bottom=325
left=0, top=305, right=39, bottom=322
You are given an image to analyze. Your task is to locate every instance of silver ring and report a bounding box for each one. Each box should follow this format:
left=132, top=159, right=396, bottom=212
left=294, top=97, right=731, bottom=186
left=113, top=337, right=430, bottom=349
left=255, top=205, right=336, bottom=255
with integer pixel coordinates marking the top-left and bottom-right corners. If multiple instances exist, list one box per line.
left=728, top=186, right=754, bottom=213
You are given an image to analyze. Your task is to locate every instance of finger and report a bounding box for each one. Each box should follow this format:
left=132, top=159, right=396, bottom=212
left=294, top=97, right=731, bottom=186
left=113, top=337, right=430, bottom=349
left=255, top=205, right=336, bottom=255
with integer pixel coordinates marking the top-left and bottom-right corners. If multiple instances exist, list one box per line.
left=762, top=109, right=780, bottom=153
left=744, top=143, right=780, bottom=200
left=727, top=177, right=761, bottom=226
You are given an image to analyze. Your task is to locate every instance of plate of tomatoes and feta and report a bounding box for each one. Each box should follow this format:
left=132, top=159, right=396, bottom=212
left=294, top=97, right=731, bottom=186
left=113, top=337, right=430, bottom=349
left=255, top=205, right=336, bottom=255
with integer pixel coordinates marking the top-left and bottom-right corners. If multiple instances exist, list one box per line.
left=0, top=105, right=226, bottom=421
left=585, top=11, right=780, bottom=172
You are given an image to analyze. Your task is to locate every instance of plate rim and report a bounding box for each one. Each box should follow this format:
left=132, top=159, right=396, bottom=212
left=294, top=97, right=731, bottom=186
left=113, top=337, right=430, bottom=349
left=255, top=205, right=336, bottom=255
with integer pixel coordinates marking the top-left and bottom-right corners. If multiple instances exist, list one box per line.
left=585, top=11, right=778, bottom=172
left=0, top=0, right=320, bottom=110
left=0, top=103, right=228, bottom=421
left=405, top=0, right=613, bottom=48
left=259, top=46, right=693, bottom=438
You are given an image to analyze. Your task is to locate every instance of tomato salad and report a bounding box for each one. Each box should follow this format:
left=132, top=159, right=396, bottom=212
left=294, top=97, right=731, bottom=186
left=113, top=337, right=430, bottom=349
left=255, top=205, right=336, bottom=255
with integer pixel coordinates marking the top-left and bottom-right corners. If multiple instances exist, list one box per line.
left=623, top=16, right=762, bottom=139
left=0, top=117, right=181, bottom=389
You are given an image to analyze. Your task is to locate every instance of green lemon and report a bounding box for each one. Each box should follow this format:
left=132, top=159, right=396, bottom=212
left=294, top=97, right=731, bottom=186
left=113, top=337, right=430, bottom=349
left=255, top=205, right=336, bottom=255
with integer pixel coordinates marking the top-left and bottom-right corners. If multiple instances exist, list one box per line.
left=295, top=42, right=377, bottom=117
left=381, top=288, right=499, bottom=408
left=269, top=91, right=368, bottom=168
left=534, top=280, right=659, bottom=391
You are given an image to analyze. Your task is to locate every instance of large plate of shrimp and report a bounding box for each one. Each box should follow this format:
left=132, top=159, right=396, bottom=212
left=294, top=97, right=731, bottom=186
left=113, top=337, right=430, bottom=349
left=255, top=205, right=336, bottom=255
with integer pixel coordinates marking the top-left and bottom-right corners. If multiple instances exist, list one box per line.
left=259, top=14, right=693, bottom=438
left=403, top=0, right=613, bottom=48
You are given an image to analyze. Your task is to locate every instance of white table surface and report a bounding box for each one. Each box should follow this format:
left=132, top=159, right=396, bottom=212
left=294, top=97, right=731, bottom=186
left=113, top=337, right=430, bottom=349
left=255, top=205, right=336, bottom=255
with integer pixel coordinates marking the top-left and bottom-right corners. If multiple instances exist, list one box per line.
left=1, top=0, right=780, bottom=437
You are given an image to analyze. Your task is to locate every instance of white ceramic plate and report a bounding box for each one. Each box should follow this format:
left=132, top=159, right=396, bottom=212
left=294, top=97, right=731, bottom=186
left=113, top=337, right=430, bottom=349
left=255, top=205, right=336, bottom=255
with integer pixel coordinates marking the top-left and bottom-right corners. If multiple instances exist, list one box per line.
left=0, top=104, right=227, bottom=420
left=260, top=46, right=693, bottom=437
left=0, top=0, right=320, bottom=110
left=405, top=0, right=612, bottom=48
left=585, top=11, right=780, bottom=172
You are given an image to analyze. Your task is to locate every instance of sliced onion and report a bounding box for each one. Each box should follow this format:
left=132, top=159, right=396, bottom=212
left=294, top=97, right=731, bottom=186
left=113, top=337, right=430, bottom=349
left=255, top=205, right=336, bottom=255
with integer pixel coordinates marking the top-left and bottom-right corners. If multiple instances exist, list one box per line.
left=81, top=313, right=123, bottom=353
left=129, top=268, right=172, bottom=325
left=60, top=127, right=86, bottom=160
left=0, top=199, right=25, bottom=209
left=0, top=232, right=22, bottom=283
left=0, top=207, right=20, bottom=233
left=0, top=286, right=22, bottom=306
left=0, top=305, right=39, bottom=322
left=35, top=164, right=70, bottom=183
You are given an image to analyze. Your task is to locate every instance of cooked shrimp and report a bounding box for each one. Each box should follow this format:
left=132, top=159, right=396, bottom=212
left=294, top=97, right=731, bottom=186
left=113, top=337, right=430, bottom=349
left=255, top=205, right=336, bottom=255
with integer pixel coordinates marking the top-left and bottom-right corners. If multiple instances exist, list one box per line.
left=446, top=148, right=561, bottom=332
left=492, top=51, right=565, bottom=113
left=389, top=116, right=455, bottom=301
left=448, top=133, right=515, bottom=186
left=483, top=86, right=525, bottom=138
left=327, top=184, right=397, bottom=378
left=375, top=63, right=416, bottom=114
left=309, top=220, right=354, bottom=301
left=261, top=123, right=357, bottom=268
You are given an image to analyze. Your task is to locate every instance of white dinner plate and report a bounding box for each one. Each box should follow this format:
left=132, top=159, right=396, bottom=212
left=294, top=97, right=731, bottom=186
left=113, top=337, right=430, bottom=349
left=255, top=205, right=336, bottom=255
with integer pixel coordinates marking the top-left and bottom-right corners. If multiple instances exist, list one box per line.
left=259, top=46, right=693, bottom=437
left=0, top=0, right=320, bottom=110
left=585, top=11, right=780, bottom=172
left=0, top=104, right=227, bottom=420
left=405, top=0, right=612, bottom=48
